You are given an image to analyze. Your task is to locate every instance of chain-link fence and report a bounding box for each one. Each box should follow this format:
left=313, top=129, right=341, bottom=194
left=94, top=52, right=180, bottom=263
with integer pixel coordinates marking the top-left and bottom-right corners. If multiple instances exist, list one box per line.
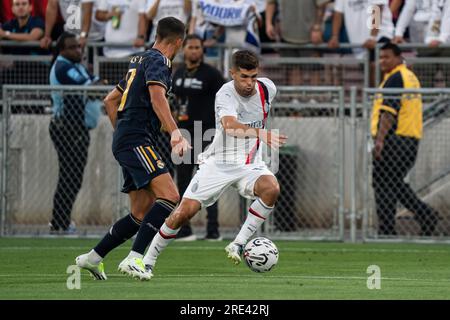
left=360, top=88, right=450, bottom=242
left=0, top=85, right=346, bottom=240
left=1, top=86, right=123, bottom=236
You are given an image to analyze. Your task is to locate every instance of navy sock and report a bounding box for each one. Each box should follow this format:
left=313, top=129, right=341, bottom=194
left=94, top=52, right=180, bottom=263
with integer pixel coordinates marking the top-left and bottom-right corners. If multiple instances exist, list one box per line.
left=132, top=199, right=177, bottom=255
left=94, top=213, right=141, bottom=258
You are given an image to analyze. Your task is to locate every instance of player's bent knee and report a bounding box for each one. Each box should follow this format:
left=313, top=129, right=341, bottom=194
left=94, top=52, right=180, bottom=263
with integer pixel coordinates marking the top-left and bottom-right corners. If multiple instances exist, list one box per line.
left=259, top=182, right=280, bottom=206
left=267, top=184, right=280, bottom=202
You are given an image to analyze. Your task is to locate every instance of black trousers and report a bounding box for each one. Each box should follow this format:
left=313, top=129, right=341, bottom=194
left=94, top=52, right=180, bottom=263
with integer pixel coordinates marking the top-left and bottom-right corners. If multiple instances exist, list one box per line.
left=49, top=120, right=90, bottom=230
left=176, top=139, right=219, bottom=235
left=372, top=135, right=438, bottom=236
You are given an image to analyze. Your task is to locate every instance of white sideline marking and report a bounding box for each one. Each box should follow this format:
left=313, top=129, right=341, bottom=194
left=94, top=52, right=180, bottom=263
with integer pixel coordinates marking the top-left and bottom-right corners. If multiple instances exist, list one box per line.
left=0, top=246, right=449, bottom=254
left=0, top=273, right=446, bottom=283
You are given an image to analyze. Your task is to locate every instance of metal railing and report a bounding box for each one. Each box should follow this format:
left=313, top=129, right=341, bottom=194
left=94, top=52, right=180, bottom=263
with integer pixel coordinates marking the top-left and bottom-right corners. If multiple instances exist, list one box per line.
left=1, top=41, right=370, bottom=89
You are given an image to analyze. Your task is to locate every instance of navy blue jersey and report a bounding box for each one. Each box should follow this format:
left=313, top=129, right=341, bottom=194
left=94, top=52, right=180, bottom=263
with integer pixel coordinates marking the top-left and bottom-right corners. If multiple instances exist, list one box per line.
left=112, top=48, right=172, bottom=152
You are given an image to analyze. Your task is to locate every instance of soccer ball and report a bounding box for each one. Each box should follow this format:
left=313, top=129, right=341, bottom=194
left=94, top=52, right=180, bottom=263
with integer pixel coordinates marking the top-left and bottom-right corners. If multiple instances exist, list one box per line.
left=243, top=237, right=279, bottom=273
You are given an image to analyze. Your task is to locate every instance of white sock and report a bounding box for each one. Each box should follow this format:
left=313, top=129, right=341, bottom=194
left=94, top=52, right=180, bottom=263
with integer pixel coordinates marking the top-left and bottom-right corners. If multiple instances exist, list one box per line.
left=142, top=223, right=180, bottom=267
left=87, top=249, right=103, bottom=265
left=127, top=250, right=143, bottom=260
left=234, top=198, right=273, bottom=245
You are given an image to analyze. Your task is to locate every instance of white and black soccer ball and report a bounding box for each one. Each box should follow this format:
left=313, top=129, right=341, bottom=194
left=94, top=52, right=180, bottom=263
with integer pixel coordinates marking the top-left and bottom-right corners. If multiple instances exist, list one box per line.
left=243, top=237, right=279, bottom=273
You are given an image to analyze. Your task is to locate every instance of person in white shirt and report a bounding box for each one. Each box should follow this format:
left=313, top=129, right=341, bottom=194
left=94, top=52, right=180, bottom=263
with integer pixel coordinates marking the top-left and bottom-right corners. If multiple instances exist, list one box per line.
left=426, top=0, right=450, bottom=46
left=118, top=50, right=288, bottom=280
left=96, top=0, right=147, bottom=58
left=79, top=0, right=106, bottom=49
left=328, top=0, right=394, bottom=51
left=146, top=0, right=191, bottom=44
left=40, top=0, right=102, bottom=49
left=393, top=0, right=433, bottom=44
left=420, top=0, right=450, bottom=87
left=328, top=0, right=394, bottom=85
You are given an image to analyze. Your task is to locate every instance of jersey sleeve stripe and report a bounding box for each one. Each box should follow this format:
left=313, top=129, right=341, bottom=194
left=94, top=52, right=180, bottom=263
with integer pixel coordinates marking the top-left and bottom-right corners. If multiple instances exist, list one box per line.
left=146, top=80, right=167, bottom=90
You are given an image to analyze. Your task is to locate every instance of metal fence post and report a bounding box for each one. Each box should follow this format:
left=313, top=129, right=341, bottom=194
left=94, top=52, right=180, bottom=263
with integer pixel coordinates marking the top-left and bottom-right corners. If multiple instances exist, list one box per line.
left=93, top=44, right=99, bottom=77
left=1, top=86, right=11, bottom=237
left=361, top=90, right=370, bottom=241
left=338, top=87, right=345, bottom=241
left=364, top=49, right=370, bottom=88
left=375, top=45, right=381, bottom=86
left=349, top=87, right=357, bottom=242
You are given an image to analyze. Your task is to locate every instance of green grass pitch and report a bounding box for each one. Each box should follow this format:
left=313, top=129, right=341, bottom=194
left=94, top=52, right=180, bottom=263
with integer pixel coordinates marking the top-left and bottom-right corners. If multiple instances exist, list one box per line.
left=0, top=238, right=449, bottom=299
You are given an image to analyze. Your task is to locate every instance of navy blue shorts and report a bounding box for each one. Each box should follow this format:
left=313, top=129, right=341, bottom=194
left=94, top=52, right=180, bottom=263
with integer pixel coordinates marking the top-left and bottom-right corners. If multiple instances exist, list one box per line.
left=114, top=144, right=169, bottom=193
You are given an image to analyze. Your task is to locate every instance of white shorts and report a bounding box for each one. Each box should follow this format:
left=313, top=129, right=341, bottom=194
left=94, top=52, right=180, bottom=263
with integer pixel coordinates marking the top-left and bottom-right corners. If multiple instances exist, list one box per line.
left=183, top=159, right=275, bottom=207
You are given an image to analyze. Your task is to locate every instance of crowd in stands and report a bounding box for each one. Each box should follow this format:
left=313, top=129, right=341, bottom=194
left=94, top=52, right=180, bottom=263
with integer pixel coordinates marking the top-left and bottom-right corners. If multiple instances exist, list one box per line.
left=1, top=0, right=449, bottom=86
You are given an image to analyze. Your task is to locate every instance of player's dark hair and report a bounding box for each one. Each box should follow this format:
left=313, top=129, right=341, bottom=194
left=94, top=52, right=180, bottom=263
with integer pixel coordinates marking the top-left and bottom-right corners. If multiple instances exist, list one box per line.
left=156, top=17, right=186, bottom=42
left=232, top=50, right=259, bottom=70
left=381, top=42, right=402, bottom=56
left=183, top=34, right=203, bottom=47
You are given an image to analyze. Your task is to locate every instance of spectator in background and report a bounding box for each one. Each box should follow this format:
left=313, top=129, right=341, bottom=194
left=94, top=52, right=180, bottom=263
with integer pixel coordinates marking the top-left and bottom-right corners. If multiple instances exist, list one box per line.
left=371, top=42, right=440, bottom=237
left=329, top=0, right=394, bottom=52
left=266, top=0, right=329, bottom=86
left=1, top=0, right=49, bottom=24
left=171, top=34, right=225, bottom=241
left=427, top=0, right=450, bottom=47
left=40, top=0, right=82, bottom=49
left=424, top=0, right=450, bottom=86
left=393, top=0, right=450, bottom=87
left=95, top=0, right=147, bottom=58
left=389, top=0, right=404, bottom=25
left=48, top=32, right=104, bottom=234
left=79, top=0, right=106, bottom=50
left=189, top=0, right=224, bottom=58
left=146, top=0, right=191, bottom=44
left=393, top=0, right=433, bottom=44
left=329, top=0, right=394, bottom=86
left=190, top=0, right=261, bottom=54
left=0, top=0, right=45, bottom=55
left=253, top=0, right=275, bottom=54
left=322, top=0, right=352, bottom=86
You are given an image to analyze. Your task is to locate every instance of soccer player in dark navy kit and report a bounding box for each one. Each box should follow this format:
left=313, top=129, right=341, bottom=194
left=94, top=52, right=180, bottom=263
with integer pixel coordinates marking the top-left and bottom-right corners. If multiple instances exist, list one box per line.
left=75, top=17, right=189, bottom=280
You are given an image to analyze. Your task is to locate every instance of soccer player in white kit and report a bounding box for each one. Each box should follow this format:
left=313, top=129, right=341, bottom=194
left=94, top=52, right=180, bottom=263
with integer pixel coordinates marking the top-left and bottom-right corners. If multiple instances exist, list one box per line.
left=123, top=50, right=287, bottom=280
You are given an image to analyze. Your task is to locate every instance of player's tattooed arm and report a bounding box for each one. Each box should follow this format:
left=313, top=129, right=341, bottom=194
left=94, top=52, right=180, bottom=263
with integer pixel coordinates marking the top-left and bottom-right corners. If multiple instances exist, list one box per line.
left=149, top=85, right=191, bottom=156
left=221, top=116, right=287, bottom=149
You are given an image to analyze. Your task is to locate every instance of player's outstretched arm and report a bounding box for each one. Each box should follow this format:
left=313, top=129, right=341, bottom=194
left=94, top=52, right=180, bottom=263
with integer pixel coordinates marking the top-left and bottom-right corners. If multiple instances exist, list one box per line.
left=221, top=116, right=287, bottom=149
left=149, top=85, right=191, bottom=156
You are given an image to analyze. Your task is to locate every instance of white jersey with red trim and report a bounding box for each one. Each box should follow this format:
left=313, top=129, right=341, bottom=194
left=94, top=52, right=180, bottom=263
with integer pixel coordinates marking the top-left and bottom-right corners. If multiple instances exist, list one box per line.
left=198, top=77, right=277, bottom=165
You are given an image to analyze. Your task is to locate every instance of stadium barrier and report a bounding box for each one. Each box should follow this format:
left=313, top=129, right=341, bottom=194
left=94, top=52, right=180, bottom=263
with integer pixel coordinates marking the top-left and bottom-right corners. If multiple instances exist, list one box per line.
left=0, top=41, right=370, bottom=90
left=4, top=41, right=450, bottom=91
left=357, top=88, right=450, bottom=243
left=0, top=85, right=346, bottom=241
